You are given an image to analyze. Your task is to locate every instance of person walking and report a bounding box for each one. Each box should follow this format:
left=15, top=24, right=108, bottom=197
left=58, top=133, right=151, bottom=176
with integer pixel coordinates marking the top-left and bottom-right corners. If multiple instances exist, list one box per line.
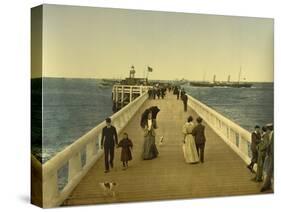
left=142, top=111, right=159, bottom=160
left=148, top=88, right=153, bottom=99
left=178, top=88, right=182, bottom=100
left=182, top=116, right=199, bottom=163
left=101, top=118, right=118, bottom=173
left=182, top=93, right=188, bottom=112
left=175, top=87, right=180, bottom=100
left=117, top=132, right=133, bottom=170
left=247, top=125, right=261, bottom=172
left=192, top=117, right=206, bottom=163
left=156, top=88, right=161, bottom=99
left=152, top=87, right=156, bottom=99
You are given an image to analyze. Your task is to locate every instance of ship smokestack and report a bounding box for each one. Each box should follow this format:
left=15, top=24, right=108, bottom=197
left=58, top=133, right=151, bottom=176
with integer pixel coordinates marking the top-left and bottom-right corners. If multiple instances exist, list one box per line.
left=213, top=75, right=216, bottom=82
left=227, top=75, right=231, bottom=82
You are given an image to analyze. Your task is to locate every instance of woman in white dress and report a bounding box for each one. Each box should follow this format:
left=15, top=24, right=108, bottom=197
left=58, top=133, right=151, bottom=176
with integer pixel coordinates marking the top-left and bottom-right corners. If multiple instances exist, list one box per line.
left=182, top=116, right=199, bottom=163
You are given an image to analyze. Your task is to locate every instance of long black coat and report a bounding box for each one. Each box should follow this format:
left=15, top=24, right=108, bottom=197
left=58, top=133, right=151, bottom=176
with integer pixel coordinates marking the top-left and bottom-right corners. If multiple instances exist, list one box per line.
left=101, top=126, right=118, bottom=148
left=182, top=94, right=188, bottom=103
left=251, top=132, right=261, bottom=151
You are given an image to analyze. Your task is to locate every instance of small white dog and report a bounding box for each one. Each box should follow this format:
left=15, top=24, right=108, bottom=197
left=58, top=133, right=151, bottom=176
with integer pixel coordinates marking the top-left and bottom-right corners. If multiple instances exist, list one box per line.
left=99, top=181, right=117, bottom=197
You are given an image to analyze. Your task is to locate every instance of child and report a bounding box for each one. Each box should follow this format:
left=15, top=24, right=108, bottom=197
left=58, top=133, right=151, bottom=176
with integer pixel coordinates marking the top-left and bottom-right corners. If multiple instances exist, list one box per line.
left=117, top=132, right=133, bottom=170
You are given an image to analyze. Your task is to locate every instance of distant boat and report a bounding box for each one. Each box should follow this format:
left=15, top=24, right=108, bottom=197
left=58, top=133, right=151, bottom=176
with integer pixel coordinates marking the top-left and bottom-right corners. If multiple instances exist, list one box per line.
left=99, top=79, right=120, bottom=87
left=190, top=68, right=253, bottom=88
left=189, top=81, right=215, bottom=87
left=174, top=78, right=188, bottom=86
left=190, top=79, right=253, bottom=88
left=100, top=82, right=111, bottom=87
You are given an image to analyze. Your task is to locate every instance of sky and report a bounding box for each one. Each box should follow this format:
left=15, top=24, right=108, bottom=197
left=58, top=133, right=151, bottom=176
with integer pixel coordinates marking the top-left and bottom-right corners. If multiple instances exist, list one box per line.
left=32, top=4, right=274, bottom=82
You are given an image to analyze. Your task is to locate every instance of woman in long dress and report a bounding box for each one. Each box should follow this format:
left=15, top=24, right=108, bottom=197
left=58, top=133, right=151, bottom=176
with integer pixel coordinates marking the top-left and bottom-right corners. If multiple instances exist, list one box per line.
left=142, top=111, right=159, bottom=160
left=182, top=116, right=199, bottom=163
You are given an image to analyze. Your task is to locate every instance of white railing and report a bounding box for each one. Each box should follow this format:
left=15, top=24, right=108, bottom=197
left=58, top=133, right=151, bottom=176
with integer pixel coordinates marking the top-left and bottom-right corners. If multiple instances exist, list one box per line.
left=188, top=95, right=252, bottom=164
left=112, top=85, right=152, bottom=95
left=41, top=92, right=149, bottom=208
left=112, top=85, right=152, bottom=103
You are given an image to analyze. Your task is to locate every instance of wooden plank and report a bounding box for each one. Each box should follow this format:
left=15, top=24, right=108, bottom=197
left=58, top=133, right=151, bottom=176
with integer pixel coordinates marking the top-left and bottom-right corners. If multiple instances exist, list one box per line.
left=63, top=92, right=269, bottom=206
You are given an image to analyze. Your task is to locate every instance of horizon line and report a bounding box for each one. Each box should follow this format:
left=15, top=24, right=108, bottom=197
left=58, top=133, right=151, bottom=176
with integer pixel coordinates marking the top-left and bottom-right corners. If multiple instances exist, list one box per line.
left=31, top=76, right=274, bottom=83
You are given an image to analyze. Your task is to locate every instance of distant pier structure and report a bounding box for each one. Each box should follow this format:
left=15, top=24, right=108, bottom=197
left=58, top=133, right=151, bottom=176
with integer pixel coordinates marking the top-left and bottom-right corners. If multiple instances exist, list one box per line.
left=112, top=66, right=152, bottom=112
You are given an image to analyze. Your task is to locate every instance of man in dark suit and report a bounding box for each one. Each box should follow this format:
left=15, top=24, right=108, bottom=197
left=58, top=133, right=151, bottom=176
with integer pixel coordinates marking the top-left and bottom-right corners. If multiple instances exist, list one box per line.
left=192, top=117, right=206, bottom=163
left=174, top=87, right=180, bottom=99
left=182, top=93, right=188, bottom=112
left=101, top=118, right=118, bottom=173
left=247, top=125, right=261, bottom=172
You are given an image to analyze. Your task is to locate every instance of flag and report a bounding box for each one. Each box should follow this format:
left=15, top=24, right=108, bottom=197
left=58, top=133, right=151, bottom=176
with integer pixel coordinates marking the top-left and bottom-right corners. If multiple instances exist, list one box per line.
left=147, top=66, right=153, bottom=72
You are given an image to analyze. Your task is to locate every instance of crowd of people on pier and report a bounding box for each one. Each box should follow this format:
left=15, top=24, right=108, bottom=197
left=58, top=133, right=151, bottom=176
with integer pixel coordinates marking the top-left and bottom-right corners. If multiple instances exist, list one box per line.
left=148, top=85, right=168, bottom=99
left=149, top=84, right=189, bottom=112
left=100, top=84, right=273, bottom=193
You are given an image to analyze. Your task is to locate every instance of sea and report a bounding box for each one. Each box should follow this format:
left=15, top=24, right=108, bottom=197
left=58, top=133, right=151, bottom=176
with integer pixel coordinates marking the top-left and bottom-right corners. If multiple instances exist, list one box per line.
left=182, top=83, right=273, bottom=131
left=31, top=78, right=273, bottom=163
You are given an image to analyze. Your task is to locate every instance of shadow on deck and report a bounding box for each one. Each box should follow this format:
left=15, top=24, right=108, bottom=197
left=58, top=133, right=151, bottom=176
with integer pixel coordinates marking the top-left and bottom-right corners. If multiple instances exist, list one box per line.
left=63, top=92, right=264, bottom=206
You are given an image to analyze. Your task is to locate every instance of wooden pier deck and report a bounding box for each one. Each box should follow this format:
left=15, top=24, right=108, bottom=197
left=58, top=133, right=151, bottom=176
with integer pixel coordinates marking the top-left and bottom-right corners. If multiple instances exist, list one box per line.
left=63, top=92, right=265, bottom=206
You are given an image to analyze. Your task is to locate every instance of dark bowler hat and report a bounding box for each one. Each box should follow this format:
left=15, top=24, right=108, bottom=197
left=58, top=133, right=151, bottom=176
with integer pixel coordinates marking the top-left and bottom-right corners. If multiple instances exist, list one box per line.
left=255, top=125, right=260, bottom=129
left=266, top=123, right=273, bottom=130
left=196, top=117, right=203, bottom=123
left=105, top=117, right=111, bottom=123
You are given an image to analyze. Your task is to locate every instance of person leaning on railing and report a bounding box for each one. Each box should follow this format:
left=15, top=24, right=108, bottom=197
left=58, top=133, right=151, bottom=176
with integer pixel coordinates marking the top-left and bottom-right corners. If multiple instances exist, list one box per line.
left=247, top=125, right=261, bottom=172
left=260, top=124, right=274, bottom=192
left=251, top=123, right=273, bottom=184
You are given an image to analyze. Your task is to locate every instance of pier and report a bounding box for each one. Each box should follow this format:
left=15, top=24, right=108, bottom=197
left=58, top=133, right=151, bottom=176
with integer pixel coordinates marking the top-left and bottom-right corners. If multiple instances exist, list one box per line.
left=32, top=89, right=271, bottom=208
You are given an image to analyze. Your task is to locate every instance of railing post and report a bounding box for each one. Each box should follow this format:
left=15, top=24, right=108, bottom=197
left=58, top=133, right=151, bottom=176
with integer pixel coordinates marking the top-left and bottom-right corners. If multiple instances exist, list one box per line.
left=97, top=133, right=102, bottom=152
left=129, top=86, right=133, bottom=103
left=68, top=152, right=82, bottom=181
left=86, top=141, right=94, bottom=164
left=121, top=86, right=124, bottom=108
left=43, top=171, right=58, bottom=207
left=239, top=137, right=249, bottom=158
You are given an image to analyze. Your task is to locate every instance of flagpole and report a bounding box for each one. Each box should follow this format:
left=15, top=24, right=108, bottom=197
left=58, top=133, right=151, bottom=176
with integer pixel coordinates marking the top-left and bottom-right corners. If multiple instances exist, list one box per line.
left=146, top=65, right=149, bottom=81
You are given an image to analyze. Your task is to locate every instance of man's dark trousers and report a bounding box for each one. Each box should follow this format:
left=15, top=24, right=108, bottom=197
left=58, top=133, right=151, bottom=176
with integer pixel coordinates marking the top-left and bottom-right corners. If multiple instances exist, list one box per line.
left=104, top=146, right=114, bottom=170
left=183, top=101, right=187, bottom=112
left=196, top=143, right=205, bottom=163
